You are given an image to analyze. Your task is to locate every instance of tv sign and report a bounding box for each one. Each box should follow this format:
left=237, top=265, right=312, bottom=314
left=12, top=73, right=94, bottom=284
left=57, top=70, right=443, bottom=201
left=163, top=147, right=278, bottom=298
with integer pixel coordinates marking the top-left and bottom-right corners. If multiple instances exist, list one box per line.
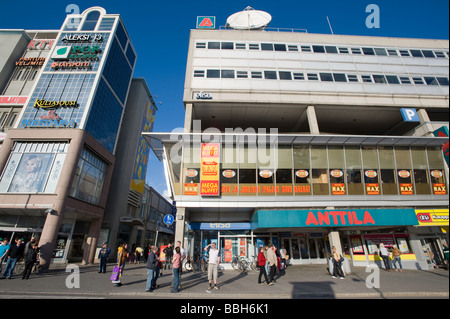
left=197, top=16, right=215, bottom=29
left=400, top=108, right=420, bottom=122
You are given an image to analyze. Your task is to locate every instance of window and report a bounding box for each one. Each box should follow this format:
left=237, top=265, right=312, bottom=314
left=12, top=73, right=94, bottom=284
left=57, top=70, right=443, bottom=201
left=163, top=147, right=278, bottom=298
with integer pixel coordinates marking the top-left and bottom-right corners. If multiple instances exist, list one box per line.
left=320, top=73, right=333, bottom=82
left=362, top=75, right=373, bottom=83
left=373, top=75, right=387, bottom=84
left=235, top=43, right=246, bottom=50
left=221, top=42, right=234, bottom=50
left=424, top=77, right=438, bottom=85
left=374, top=48, right=388, bottom=56
left=387, top=49, right=398, bottom=56
left=351, top=48, right=362, bottom=54
left=236, top=71, right=248, bottom=78
left=312, top=45, right=325, bottom=53
left=400, top=77, right=411, bottom=84
left=399, top=50, right=410, bottom=56
left=410, top=50, right=423, bottom=57
left=221, top=70, right=235, bottom=78
left=386, top=75, right=400, bottom=84
left=434, top=51, right=446, bottom=58
left=413, top=77, right=425, bottom=85
left=333, top=73, right=347, bottom=82
left=193, top=70, right=205, bottom=77
left=261, top=43, right=274, bottom=51
left=301, top=45, right=312, bottom=52
left=307, top=73, right=319, bottom=81
left=264, top=71, right=277, bottom=80
left=274, top=44, right=287, bottom=51
left=81, top=10, right=100, bottom=31
left=239, top=169, right=256, bottom=183
left=70, top=147, right=108, bottom=205
left=98, top=17, right=115, bottom=31
left=251, top=71, right=262, bottom=79
left=293, top=73, right=305, bottom=80
left=279, top=71, right=292, bottom=80
left=422, top=50, right=435, bottom=58
left=362, top=47, right=375, bottom=55
left=325, top=46, right=338, bottom=54
left=206, top=69, right=220, bottom=78
left=196, top=42, right=206, bottom=49
left=288, top=45, right=298, bottom=51
left=293, top=145, right=311, bottom=195
left=208, top=42, right=220, bottom=49
left=249, top=43, right=259, bottom=50
left=0, top=142, right=69, bottom=194
left=347, top=75, right=358, bottom=82
left=338, top=47, right=349, bottom=54
left=437, top=77, right=449, bottom=86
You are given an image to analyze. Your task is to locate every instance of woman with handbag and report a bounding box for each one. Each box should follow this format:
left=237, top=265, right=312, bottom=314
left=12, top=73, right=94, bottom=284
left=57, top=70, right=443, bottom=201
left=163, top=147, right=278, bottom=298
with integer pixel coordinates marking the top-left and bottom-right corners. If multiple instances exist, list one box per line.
left=112, top=243, right=128, bottom=286
left=331, top=246, right=345, bottom=279
left=257, top=247, right=271, bottom=285
left=379, top=243, right=391, bottom=272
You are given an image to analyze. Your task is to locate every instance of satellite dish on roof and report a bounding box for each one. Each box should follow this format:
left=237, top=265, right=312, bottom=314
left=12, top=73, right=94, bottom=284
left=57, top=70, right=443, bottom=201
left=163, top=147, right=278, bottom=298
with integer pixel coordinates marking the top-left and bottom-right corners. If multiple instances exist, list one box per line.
left=226, top=6, right=272, bottom=30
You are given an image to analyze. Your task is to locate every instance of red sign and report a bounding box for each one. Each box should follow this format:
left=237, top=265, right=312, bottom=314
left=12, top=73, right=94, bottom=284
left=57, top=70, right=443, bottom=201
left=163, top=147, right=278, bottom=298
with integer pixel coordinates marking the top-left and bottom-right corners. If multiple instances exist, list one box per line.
left=332, top=183, right=345, bottom=195
left=200, top=143, right=220, bottom=196
left=366, top=183, right=380, bottom=195
left=400, top=183, right=413, bottom=195
left=0, top=96, right=27, bottom=105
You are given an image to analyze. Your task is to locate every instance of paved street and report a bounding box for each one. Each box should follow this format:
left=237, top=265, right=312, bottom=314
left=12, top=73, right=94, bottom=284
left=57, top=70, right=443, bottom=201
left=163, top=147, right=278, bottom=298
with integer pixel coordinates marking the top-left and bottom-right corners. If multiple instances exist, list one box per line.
left=0, top=262, right=448, bottom=299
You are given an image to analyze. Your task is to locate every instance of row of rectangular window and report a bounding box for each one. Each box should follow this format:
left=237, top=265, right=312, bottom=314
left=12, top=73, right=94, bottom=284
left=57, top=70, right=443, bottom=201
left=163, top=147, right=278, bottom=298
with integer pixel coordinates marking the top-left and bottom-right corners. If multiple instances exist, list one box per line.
left=194, top=69, right=450, bottom=86
left=195, top=41, right=449, bottom=59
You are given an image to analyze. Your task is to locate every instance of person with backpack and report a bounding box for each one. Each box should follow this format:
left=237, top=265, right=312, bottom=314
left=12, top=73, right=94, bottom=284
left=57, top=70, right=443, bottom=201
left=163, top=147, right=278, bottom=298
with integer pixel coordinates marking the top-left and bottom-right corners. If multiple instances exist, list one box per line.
left=331, top=246, right=345, bottom=279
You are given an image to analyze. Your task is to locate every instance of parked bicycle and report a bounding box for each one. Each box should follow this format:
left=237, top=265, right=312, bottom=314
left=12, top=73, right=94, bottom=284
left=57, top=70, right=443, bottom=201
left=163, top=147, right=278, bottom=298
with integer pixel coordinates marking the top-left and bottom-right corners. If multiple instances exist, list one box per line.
left=231, top=256, right=258, bottom=272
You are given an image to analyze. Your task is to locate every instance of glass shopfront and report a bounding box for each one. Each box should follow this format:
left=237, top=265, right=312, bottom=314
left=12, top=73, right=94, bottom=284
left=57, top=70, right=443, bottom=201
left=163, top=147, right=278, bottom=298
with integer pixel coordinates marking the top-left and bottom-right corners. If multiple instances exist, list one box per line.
left=167, top=142, right=447, bottom=198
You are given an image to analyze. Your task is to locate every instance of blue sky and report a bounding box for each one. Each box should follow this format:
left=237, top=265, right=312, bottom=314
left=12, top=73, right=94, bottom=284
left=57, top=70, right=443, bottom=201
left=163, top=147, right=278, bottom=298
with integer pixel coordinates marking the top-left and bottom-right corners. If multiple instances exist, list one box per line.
left=1, top=0, right=448, bottom=199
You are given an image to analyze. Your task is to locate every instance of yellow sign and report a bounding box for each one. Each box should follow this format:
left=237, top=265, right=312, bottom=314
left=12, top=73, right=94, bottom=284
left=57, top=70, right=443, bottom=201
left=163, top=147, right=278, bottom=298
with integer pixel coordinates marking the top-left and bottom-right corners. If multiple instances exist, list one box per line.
left=200, top=143, right=220, bottom=196
left=415, top=209, right=449, bottom=226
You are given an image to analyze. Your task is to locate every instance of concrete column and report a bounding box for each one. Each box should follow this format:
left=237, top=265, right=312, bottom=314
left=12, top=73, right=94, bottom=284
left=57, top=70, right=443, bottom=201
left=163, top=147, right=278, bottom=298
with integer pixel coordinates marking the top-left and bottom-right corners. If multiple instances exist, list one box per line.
left=174, top=207, right=186, bottom=246
left=328, top=230, right=343, bottom=255
left=82, top=218, right=102, bottom=265
left=306, top=105, right=320, bottom=135
left=184, top=103, right=193, bottom=132
left=39, top=132, right=84, bottom=269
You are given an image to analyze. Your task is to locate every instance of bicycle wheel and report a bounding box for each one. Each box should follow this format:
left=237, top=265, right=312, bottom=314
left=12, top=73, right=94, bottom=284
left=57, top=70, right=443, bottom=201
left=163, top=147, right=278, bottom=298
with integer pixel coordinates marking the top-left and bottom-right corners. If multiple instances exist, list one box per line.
left=184, top=260, right=193, bottom=271
left=14, top=262, right=25, bottom=275
left=240, top=260, right=248, bottom=272
left=231, top=257, right=239, bottom=270
left=250, top=260, right=257, bottom=271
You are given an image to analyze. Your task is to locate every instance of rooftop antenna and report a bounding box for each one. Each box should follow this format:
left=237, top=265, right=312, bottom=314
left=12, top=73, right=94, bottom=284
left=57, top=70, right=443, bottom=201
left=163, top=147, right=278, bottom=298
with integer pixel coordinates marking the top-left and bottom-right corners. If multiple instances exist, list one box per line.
left=326, top=16, right=334, bottom=35
left=226, top=6, right=272, bottom=30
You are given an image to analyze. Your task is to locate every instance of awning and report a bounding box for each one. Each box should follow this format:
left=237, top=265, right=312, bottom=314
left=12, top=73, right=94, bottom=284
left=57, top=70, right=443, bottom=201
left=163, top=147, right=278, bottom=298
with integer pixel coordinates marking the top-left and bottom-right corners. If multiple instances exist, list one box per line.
left=142, top=132, right=448, bottom=162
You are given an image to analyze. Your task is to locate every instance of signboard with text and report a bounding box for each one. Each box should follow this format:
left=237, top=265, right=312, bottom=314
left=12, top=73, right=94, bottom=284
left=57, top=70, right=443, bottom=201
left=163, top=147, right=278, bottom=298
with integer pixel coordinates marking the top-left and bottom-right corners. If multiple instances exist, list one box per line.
left=200, top=143, right=220, bottom=196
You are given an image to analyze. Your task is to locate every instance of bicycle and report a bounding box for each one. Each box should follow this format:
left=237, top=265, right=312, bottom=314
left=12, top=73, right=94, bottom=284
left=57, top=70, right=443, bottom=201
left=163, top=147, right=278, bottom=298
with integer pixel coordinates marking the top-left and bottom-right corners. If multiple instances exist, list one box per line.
left=231, top=256, right=248, bottom=273
left=194, top=253, right=208, bottom=273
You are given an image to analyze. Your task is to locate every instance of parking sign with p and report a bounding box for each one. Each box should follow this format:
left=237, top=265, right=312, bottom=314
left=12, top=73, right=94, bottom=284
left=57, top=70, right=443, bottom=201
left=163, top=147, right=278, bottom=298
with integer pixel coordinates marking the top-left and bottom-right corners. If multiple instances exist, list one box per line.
left=400, top=108, right=420, bottom=122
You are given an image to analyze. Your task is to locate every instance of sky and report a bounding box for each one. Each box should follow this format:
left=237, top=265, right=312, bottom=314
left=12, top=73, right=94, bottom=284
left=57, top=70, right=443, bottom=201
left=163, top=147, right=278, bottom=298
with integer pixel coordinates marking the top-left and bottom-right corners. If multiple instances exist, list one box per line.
left=0, top=0, right=448, bottom=200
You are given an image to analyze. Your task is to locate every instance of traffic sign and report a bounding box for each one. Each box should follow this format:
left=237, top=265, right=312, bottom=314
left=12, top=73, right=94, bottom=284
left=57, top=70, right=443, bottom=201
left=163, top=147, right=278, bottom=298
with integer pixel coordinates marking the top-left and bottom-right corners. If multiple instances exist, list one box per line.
left=163, top=214, right=174, bottom=226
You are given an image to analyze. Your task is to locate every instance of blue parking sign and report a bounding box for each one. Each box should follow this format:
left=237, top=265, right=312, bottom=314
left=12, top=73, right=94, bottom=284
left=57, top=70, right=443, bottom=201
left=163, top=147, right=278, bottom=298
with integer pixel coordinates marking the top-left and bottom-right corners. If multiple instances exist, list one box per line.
left=400, top=108, right=420, bottom=122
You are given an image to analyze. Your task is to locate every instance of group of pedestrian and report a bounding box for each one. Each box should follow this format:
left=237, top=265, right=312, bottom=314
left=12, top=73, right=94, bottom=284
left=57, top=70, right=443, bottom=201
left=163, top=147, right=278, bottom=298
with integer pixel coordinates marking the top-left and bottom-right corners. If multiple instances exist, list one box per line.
left=0, top=237, right=39, bottom=280
left=257, top=244, right=285, bottom=286
left=379, top=243, right=403, bottom=272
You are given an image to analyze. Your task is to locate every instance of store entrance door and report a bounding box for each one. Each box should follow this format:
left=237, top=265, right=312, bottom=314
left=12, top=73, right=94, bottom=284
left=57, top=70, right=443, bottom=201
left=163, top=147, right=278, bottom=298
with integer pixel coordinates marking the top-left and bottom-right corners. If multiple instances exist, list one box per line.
left=422, top=238, right=445, bottom=268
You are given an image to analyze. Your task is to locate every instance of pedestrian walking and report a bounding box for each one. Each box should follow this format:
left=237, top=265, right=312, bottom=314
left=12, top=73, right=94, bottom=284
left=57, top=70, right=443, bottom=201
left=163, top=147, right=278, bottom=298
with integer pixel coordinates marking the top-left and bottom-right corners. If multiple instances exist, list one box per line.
left=331, top=246, right=345, bottom=279
left=263, top=245, right=269, bottom=276
left=163, top=243, right=174, bottom=270
left=379, top=243, right=391, bottom=271
left=205, top=242, right=220, bottom=290
left=22, top=243, right=39, bottom=280
left=176, top=240, right=186, bottom=288
left=267, top=244, right=278, bottom=284
left=170, top=246, right=181, bottom=293
left=113, top=243, right=128, bottom=286
left=135, top=245, right=143, bottom=264
left=1, top=237, right=24, bottom=279
left=257, top=247, right=271, bottom=285
left=146, top=246, right=159, bottom=292
left=98, top=242, right=111, bottom=273
left=391, top=245, right=403, bottom=272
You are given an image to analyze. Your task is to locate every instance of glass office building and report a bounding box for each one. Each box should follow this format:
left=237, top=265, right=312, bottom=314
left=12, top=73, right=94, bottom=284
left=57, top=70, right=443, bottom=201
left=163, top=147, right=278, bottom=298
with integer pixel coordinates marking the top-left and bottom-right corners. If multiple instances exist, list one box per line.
left=0, top=7, right=157, bottom=267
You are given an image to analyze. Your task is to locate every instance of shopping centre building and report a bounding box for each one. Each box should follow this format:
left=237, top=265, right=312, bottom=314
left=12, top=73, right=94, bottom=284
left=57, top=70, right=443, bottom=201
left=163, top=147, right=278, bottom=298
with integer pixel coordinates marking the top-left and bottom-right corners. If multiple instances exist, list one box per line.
left=144, top=12, right=449, bottom=269
left=0, top=7, right=165, bottom=267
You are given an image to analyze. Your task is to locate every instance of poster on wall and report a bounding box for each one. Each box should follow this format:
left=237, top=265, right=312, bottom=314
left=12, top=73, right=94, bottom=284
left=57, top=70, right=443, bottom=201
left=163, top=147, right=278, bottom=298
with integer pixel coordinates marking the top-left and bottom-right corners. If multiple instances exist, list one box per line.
left=200, top=143, right=220, bottom=196
left=350, top=236, right=364, bottom=254
left=8, top=153, right=54, bottom=193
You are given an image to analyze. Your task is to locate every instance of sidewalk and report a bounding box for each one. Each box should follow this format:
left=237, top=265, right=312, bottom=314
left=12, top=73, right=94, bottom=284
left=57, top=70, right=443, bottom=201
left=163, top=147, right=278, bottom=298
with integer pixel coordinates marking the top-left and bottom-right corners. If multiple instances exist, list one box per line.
left=0, top=262, right=448, bottom=299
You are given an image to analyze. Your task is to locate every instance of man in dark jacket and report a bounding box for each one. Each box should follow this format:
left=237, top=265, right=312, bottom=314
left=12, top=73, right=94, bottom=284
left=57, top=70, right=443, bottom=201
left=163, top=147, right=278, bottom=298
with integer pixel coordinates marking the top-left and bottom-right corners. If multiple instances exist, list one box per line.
left=22, top=243, right=39, bottom=279
left=145, top=246, right=159, bottom=292
left=163, top=244, right=174, bottom=270
left=1, top=238, right=24, bottom=279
